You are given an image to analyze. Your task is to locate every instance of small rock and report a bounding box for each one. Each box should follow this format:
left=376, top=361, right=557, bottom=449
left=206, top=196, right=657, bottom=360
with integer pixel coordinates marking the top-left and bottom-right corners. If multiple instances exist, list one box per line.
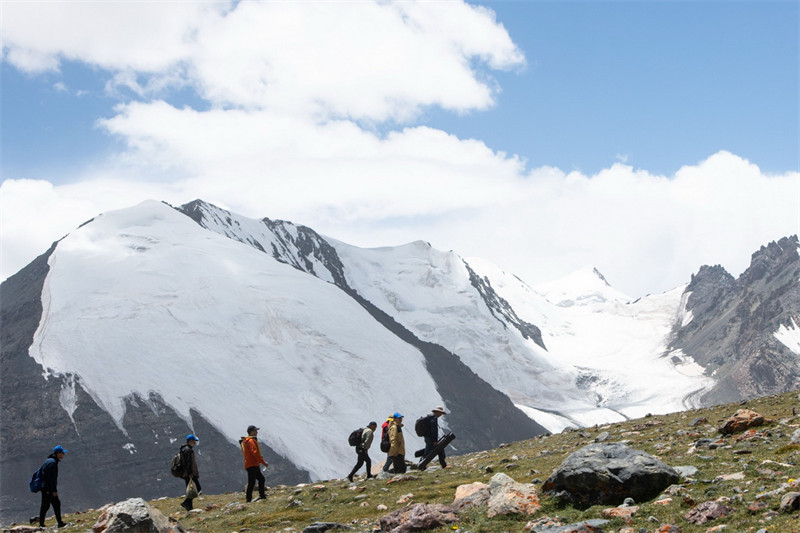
left=718, top=409, right=764, bottom=435
left=684, top=501, right=733, bottom=525
left=302, top=522, right=353, bottom=533
left=601, top=505, right=638, bottom=523
left=378, top=503, right=458, bottom=533
left=779, top=491, right=800, bottom=512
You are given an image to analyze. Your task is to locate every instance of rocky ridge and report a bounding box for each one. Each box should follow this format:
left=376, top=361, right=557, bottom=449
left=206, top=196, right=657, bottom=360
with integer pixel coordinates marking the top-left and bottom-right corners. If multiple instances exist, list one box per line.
left=668, top=236, right=800, bottom=404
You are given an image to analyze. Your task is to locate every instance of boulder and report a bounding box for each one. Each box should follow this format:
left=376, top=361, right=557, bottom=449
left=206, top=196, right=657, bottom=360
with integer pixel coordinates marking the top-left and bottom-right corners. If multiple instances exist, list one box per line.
left=92, top=498, right=185, bottom=533
left=718, top=409, right=764, bottom=435
left=779, top=492, right=800, bottom=513
left=453, top=481, right=488, bottom=501
left=542, top=443, right=679, bottom=508
left=487, top=473, right=541, bottom=518
left=451, top=482, right=490, bottom=511
left=378, top=503, right=458, bottom=533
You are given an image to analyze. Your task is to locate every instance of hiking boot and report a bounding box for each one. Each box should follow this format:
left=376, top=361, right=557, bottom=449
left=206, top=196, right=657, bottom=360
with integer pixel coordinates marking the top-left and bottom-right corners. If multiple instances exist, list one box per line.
left=180, top=501, right=192, bottom=511
left=57, top=522, right=69, bottom=528
left=347, top=474, right=354, bottom=482
left=252, top=496, right=265, bottom=502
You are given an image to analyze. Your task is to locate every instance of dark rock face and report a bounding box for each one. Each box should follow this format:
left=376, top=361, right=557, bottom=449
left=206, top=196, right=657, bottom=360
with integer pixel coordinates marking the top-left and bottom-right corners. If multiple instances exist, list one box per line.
left=463, top=261, right=546, bottom=349
left=0, top=244, right=309, bottom=525
left=668, top=236, right=800, bottom=404
left=542, top=443, right=679, bottom=508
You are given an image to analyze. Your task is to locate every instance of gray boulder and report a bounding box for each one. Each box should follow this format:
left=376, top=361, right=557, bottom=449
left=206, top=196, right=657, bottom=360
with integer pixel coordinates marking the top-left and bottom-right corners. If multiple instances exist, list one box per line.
left=542, top=443, right=679, bottom=508
left=92, top=498, right=185, bottom=533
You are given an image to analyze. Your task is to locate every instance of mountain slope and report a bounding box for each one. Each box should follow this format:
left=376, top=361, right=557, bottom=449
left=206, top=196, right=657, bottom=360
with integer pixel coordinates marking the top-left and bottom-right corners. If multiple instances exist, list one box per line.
left=2, top=199, right=797, bottom=524
left=0, top=200, right=544, bottom=523
left=179, top=200, right=714, bottom=429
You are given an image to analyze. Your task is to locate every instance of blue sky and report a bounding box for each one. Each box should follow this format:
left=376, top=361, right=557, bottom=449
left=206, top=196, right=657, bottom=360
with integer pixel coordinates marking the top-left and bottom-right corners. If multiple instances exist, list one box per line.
left=427, top=1, right=799, bottom=175
left=1, top=0, right=798, bottom=297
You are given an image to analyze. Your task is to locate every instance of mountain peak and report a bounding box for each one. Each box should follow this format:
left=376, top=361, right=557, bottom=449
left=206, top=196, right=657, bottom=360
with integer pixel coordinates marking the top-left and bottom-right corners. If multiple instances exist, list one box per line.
left=534, top=266, right=630, bottom=307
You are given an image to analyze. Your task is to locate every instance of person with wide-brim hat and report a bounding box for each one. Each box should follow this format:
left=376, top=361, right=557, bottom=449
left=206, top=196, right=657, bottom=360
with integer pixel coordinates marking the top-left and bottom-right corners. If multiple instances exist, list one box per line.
left=422, top=406, right=448, bottom=468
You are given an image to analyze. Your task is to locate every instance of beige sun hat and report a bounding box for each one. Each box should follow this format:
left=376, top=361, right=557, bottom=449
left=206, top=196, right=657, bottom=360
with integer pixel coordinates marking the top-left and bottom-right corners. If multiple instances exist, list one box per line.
left=432, top=406, right=447, bottom=415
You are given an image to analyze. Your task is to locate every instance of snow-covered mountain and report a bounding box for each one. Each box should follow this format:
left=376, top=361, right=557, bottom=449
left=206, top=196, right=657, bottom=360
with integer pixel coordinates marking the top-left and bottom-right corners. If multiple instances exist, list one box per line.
left=2, top=199, right=798, bottom=523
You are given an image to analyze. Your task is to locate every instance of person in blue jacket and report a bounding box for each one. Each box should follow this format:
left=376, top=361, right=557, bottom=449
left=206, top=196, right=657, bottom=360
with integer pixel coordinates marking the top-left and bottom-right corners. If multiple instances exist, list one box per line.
left=38, top=445, right=67, bottom=528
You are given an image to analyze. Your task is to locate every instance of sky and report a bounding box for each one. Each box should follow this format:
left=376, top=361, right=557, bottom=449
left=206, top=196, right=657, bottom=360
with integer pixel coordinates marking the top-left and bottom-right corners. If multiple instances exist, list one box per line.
left=1, top=0, right=798, bottom=298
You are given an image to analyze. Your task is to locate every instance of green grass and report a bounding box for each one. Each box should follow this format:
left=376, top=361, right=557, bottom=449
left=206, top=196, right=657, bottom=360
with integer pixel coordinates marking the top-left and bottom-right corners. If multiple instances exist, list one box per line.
left=23, top=390, right=800, bottom=532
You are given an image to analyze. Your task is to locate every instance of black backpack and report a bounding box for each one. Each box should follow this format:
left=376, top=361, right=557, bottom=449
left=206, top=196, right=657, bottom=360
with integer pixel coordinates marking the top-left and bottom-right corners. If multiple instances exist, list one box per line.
left=414, top=416, right=429, bottom=437
left=169, top=449, right=186, bottom=477
left=380, top=425, right=390, bottom=452
left=348, top=428, right=364, bottom=447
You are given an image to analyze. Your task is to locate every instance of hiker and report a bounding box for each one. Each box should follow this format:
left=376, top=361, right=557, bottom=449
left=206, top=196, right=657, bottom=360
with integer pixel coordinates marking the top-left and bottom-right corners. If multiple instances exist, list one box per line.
left=381, top=414, right=394, bottom=472
left=387, top=413, right=407, bottom=474
left=240, top=425, right=269, bottom=502
left=37, top=445, right=67, bottom=528
left=347, top=421, right=378, bottom=482
left=180, top=434, right=201, bottom=511
left=422, top=406, right=448, bottom=468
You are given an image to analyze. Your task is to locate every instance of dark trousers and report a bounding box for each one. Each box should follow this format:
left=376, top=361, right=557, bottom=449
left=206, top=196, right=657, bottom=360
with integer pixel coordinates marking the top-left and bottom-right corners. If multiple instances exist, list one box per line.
left=348, top=447, right=372, bottom=479
left=245, top=466, right=266, bottom=501
left=424, top=436, right=447, bottom=467
left=382, top=453, right=393, bottom=472
left=182, top=476, right=201, bottom=509
left=39, top=491, right=62, bottom=526
left=390, top=454, right=407, bottom=473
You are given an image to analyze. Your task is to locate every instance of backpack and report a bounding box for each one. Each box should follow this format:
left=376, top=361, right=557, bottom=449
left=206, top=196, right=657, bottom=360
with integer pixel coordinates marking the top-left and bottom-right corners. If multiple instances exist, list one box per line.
left=380, top=425, right=390, bottom=453
left=414, top=416, right=429, bottom=437
left=348, top=428, right=364, bottom=447
left=170, top=449, right=186, bottom=478
left=29, top=465, right=44, bottom=493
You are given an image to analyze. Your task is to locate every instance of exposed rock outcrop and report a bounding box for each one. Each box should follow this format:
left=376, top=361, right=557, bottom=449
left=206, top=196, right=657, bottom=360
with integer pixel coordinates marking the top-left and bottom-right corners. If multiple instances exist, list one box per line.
left=542, top=443, right=679, bottom=508
left=668, top=236, right=800, bottom=404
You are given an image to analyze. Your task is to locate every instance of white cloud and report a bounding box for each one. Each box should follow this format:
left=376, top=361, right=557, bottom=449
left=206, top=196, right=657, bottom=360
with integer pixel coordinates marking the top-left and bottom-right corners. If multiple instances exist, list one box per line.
left=2, top=0, right=223, bottom=74
left=3, top=144, right=797, bottom=298
left=2, top=0, right=522, bottom=121
left=1, top=1, right=797, bottom=298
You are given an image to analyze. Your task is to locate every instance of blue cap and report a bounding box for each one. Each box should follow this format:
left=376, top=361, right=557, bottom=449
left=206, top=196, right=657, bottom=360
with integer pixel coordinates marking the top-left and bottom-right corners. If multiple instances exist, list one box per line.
left=393, top=412, right=404, bottom=418
left=186, top=434, right=199, bottom=442
left=53, top=445, right=68, bottom=454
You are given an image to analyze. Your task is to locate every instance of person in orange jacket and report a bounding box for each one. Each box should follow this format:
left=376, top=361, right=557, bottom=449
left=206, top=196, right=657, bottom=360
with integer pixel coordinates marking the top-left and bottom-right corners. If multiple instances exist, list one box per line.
left=239, top=425, right=269, bottom=502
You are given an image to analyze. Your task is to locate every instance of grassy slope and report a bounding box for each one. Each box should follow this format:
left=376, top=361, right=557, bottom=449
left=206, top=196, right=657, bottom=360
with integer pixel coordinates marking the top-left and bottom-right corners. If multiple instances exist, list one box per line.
left=18, top=390, right=800, bottom=532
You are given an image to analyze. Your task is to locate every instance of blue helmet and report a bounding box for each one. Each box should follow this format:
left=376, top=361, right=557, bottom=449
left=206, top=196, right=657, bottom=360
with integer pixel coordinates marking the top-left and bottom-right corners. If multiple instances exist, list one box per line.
left=186, top=434, right=199, bottom=442
left=392, top=412, right=404, bottom=418
left=53, top=445, right=68, bottom=454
